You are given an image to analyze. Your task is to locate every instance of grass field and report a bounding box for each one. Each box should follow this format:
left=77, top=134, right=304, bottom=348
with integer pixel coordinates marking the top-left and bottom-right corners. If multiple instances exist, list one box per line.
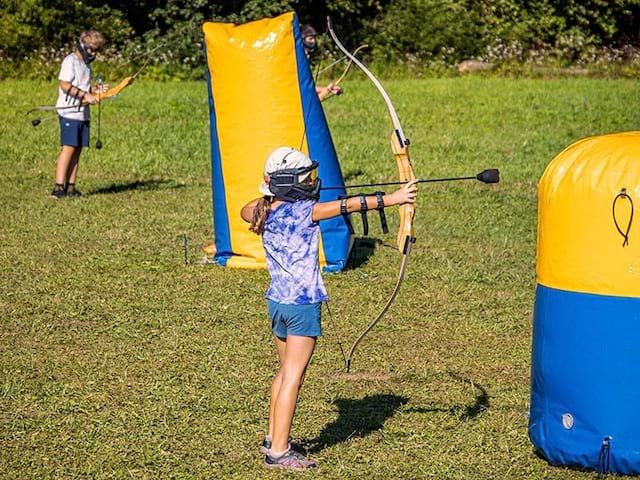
left=1, top=77, right=639, bottom=479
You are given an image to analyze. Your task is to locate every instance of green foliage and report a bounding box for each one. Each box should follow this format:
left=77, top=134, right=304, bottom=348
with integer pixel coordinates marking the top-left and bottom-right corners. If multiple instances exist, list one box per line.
left=134, top=0, right=298, bottom=80
left=475, top=0, right=640, bottom=58
left=225, top=0, right=298, bottom=23
left=552, top=0, right=640, bottom=42
left=324, top=0, right=388, bottom=46
left=0, top=0, right=133, bottom=56
left=1, top=0, right=640, bottom=79
left=474, top=0, right=565, bottom=46
left=367, top=0, right=640, bottom=64
left=369, top=0, right=483, bottom=63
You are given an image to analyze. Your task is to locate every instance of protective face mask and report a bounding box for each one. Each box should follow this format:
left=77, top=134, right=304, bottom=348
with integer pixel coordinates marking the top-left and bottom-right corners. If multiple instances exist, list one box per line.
left=78, top=41, right=97, bottom=64
left=303, top=37, right=317, bottom=54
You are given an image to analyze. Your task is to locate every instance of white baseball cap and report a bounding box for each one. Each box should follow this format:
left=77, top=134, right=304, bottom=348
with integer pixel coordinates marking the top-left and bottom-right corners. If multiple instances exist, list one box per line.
left=258, top=147, right=314, bottom=196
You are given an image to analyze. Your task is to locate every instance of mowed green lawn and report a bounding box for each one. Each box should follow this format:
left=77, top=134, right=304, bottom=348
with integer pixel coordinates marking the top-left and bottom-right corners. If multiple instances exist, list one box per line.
left=1, top=77, right=639, bottom=479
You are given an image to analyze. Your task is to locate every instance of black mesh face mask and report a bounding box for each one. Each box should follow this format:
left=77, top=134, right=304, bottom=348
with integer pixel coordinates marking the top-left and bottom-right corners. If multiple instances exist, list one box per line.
left=78, top=40, right=97, bottom=64
left=301, top=25, right=317, bottom=54
left=303, top=37, right=317, bottom=54
left=268, top=161, right=321, bottom=202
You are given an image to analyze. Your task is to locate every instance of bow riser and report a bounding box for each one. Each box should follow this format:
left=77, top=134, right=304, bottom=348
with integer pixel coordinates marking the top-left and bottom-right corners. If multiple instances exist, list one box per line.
left=391, top=132, right=417, bottom=251
left=96, top=76, right=134, bottom=102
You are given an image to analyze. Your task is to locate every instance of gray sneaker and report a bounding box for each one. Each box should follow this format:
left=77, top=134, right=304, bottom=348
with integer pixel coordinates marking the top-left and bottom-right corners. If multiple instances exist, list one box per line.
left=264, top=448, right=316, bottom=470
left=260, top=436, right=295, bottom=454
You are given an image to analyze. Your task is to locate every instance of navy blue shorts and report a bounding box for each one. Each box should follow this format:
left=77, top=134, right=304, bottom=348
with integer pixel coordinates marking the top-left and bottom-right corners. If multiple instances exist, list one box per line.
left=59, top=117, right=90, bottom=147
left=267, top=300, right=322, bottom=338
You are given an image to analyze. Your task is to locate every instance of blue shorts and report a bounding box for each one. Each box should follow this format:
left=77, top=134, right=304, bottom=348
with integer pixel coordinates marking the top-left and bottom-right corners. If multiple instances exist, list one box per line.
left=267, top=300, right=322, bottom=338
left=59, top=117, right=90, bottom=147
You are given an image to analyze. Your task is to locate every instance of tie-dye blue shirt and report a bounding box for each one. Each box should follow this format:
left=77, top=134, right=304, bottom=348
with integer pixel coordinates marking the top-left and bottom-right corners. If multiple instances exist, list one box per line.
left=263, top=200, right=328, bottom=305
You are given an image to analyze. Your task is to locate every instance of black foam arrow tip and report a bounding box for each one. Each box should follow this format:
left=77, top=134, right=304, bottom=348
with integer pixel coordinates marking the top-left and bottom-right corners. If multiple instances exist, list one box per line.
left=476, top=169, right=499, bottom=184
left=31, top=119, right=41, bottom=127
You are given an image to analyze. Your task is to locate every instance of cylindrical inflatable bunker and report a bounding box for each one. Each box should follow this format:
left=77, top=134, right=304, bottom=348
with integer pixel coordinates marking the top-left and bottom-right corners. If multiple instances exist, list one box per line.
left=529, top=132, right=640, bottom=475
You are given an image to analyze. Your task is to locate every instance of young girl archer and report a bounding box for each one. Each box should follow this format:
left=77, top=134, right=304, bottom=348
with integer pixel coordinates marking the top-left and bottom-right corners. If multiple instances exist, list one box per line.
left=241, top=146, right=418, bottom=470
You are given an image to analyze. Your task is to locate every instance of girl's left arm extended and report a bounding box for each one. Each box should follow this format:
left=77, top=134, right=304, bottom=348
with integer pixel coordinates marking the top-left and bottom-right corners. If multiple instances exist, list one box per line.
left=312, top=179, right=418, bottom=222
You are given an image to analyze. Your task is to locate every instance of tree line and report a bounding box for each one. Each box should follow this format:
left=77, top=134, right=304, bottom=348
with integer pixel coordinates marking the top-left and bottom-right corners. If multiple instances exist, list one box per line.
left=2, top=0, right=640, bottom=79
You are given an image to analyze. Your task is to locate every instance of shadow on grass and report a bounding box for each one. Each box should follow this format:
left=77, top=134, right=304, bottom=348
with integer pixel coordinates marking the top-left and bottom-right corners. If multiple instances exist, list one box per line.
left=343, top=169, right=366, bottom=183
left=404, top=376, right=490, bottom=421
left=459, top=381, right=489, bottom=420
left=307, top=394, right=408, bottom=453
left=346, top=237, right=383, bottom=270
left=88, top=179, right=185, bottom=195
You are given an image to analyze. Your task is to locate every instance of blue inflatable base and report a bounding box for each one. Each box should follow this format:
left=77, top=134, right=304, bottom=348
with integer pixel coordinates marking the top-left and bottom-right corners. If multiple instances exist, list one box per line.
left=529, top=284, right=640, bottom=475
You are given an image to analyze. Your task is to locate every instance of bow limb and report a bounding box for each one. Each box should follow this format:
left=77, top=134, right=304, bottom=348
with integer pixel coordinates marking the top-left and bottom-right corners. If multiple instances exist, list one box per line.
left=95, top=44, right=161, bottom=101
left=327, top=18, right=409, bottom=149
left=26, top=75, right=134, bottom=116
left=343, top=145, right=416, bottom=372
left=327, top=18, right=416, bottom=252
left=344, top=241, right=414, bottom=373
left=93, top=44, right=162, bottom=102
left=328, top=18, right=418, bottom=372
left=27, top=45, right=159, bottom=116
left=334, top=44, right=368, bottom=84
left=318, top=44, right=368, bottom=102
left=98, top=44, right=164, bottom=101
left=317, top=45, right=368, bottom=76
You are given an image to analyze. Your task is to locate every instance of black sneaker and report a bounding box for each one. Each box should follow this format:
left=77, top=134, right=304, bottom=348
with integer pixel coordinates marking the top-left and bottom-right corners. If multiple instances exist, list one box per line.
left=51, top=185, right=66, bottom=199
left=66, top=186, right=82, bottom=198
left=264, top=448, right=316, bottom=470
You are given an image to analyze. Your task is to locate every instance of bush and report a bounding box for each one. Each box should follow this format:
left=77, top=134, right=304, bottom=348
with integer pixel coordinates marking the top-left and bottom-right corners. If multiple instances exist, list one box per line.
left=0, top=1, right=133, bottom=58
left=2, top=0, right=640, bottom=79
left=369, top=0, right=483, bottom=64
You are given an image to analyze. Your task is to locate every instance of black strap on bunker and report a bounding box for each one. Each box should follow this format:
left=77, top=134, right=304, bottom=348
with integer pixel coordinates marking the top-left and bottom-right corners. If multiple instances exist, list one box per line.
left=597, top=436, right=612, bottom=475
left=612, top=187, right=633, bottom=247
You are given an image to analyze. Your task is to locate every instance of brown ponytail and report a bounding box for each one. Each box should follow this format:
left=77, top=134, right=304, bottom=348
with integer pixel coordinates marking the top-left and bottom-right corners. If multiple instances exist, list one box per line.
left=249, top=196, right=274, bottom=235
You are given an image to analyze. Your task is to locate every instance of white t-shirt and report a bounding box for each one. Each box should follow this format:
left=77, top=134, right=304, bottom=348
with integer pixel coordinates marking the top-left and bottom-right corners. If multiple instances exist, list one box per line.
left=56, top=53, right=92, bottom=121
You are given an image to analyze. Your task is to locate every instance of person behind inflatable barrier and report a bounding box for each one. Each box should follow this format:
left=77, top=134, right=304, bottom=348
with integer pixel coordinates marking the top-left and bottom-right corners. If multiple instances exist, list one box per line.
left=51, top=30, right=108, bottom=199
left=241, top=147, right=418, bottom=470
left=301, top=24, right=343, bottom=101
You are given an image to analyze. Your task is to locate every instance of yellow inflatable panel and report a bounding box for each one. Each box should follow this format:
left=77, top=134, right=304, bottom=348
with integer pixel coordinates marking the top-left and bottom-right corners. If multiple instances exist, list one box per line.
left=203, top=13, right=351, bottom=271
left=204, top=14, right=303, bottom=268
left=537, top=131, right=640, bottom=297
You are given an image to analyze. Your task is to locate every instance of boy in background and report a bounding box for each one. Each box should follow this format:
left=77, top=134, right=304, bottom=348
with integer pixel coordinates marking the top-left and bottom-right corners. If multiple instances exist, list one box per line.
left=301, top=24, right=343, bottom=101
left=51, top=30, right=107, bottom=198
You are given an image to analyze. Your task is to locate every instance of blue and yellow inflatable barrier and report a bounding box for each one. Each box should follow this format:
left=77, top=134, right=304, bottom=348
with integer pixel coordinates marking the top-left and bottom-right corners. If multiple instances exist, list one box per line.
left=202, top=12, right=351, bottom=271
left=529, top=132, right=640, bottom=475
